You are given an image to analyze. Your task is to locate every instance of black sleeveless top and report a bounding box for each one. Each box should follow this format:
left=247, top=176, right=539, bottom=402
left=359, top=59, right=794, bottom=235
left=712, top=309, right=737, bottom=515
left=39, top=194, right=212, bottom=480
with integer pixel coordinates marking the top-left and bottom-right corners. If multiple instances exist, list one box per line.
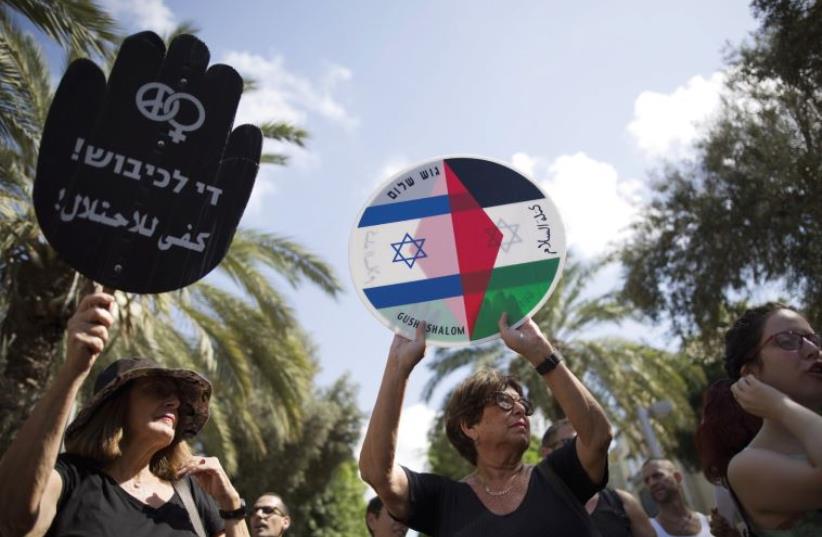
left=590, top=488, right=631, bottom=537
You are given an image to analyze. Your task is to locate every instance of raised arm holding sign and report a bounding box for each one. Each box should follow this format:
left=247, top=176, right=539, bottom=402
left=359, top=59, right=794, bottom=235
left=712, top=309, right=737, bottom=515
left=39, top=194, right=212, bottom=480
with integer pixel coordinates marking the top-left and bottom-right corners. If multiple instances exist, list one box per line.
left=34, top=31, right=262, bottom=293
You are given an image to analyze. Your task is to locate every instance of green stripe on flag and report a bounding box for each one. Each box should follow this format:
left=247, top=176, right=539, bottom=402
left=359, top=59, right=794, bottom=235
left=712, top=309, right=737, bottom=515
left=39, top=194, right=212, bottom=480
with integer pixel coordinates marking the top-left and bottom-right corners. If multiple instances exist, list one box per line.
left=471, top=258, right=560, bottom=340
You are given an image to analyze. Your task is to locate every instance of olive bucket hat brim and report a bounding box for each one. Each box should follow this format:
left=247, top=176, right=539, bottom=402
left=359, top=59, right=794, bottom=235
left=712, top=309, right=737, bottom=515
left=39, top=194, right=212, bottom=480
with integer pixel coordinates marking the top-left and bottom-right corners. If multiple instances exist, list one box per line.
left=65, top=357, right=212, bottom=439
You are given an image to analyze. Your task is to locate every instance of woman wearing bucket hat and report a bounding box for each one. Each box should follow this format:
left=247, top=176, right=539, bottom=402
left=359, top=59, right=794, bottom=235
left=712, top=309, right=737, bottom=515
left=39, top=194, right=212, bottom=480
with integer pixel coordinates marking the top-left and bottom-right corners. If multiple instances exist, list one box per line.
left=0, top=292, right=249, bottom=537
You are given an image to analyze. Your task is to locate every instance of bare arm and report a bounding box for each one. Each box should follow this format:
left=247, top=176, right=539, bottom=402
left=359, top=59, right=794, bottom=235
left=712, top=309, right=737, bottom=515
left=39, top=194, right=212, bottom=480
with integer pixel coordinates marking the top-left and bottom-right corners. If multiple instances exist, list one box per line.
left=732, top=374, right=822, bottom=466
left=615, top=489, right=657, bottom=537
left=176, top=456, right=248, bottom=537
left=728, top=448, right=822, bottom=518
left=498, top=314, right=612, bottom=483
left=0, top=293, right=115, bottom=537
left=358, top=324, right=426, bottom=522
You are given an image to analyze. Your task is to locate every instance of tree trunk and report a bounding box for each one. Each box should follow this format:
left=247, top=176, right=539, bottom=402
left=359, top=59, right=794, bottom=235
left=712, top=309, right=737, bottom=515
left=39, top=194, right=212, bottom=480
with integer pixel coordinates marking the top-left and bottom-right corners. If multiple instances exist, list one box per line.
left=0, top=245, right=77, bottom=456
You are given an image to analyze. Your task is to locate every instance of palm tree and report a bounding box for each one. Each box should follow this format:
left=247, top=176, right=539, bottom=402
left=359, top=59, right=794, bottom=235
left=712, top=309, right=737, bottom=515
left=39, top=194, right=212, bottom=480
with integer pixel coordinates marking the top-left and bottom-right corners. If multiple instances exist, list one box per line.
left=0, top=13, right=341, bottom=469
left=0, top=1, right=117, bottom=149
left=422, top=258, right=703, bottom=460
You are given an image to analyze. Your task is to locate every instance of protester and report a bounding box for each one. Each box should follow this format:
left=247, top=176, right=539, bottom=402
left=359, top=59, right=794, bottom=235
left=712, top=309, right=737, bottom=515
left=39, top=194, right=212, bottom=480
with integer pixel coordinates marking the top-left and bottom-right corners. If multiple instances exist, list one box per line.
left=0, top=292, right=248, bottom=537
left=359, top=314, right=613, bottom=536
left=541, top=419, right=656, bottom=537
left=695, top=302, right=822, bottom=535
left=641, top=458, right=713, bottom=537
left=249, top=493, right=290, bottom=537
left=365, top=496, right=408, bottom=537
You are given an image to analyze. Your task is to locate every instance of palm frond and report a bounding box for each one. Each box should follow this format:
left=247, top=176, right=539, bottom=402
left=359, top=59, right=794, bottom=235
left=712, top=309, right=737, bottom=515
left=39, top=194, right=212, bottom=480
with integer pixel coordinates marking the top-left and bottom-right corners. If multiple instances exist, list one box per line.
left=229, top=229, right=342, bottom=296
left=0, top=15, right=51, bottom=156
left=259, top=121, right=308, bottom=147
left=260, top=153, right=288, bottom=166
left=1, top=0, right=119, bottom=60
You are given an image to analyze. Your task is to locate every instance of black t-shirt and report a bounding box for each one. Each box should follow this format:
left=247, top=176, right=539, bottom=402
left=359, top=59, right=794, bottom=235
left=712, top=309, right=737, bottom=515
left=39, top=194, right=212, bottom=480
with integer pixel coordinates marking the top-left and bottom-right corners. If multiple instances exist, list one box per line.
left=402, top=438, right=607, bottom=536
left=591, top=488, right=631, bottom=537
left=47, top=453, right=225, bottom=537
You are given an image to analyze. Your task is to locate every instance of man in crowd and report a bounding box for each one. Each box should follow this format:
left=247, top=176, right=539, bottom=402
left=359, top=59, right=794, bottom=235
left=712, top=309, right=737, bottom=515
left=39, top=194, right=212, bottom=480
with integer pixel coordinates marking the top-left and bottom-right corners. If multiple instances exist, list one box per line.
left=542, top=419, right=657, bottom=537
left=641, top=458, right=714, bottom=537
left=249, top=493, right=291, bottom=537
left=366, top=496, right=408, bottom=537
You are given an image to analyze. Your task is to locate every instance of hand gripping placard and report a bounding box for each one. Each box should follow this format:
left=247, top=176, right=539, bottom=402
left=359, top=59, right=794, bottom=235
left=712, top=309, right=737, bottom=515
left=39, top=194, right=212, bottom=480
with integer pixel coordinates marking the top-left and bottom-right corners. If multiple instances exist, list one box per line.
left=33, top=31, right=262, bottom=293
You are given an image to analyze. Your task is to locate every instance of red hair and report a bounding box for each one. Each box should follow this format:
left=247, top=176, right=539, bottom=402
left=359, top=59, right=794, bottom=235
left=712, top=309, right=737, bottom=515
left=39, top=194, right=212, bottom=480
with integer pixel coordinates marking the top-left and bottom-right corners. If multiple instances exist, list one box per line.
left=695, top=303, right=794, bottom=484
left=695, top=379, right=762, bottom=484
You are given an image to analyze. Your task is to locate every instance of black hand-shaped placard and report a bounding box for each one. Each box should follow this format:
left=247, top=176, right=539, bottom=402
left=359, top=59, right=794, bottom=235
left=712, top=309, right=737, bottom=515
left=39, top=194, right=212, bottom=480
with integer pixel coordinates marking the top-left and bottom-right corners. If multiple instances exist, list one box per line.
left=33, top=31, right=262, bottom=293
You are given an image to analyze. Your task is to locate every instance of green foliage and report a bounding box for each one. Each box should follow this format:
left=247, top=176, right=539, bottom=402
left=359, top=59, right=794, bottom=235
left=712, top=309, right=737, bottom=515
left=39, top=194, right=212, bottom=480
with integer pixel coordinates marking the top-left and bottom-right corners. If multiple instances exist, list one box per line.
left=0, top=0, right=118, bottom=61
left=426, top=412, right=473, bottom=480
left=619, top=0, right=822, bottom=336
left=231, top=376, right=366, bottom=537
left=298, top=460, right=369, bottom=537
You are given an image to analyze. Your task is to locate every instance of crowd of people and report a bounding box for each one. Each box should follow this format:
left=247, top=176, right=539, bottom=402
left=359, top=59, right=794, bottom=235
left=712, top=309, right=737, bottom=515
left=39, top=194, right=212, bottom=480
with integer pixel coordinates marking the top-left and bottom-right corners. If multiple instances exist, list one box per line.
left=0, top=292, right=819, bottom=536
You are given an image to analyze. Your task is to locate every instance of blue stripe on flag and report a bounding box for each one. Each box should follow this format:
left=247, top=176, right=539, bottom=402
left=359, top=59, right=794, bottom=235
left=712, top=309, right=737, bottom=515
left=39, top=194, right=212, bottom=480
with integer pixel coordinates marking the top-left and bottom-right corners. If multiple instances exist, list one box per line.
left=364, top=274, right=464, bottom=308
left=358, top=195, right=451, bottom=227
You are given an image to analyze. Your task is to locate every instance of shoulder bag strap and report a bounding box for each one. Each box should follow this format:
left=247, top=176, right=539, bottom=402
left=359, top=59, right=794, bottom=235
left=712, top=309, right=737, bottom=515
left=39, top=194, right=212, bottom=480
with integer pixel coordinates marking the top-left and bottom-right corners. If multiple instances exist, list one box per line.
left=535, top=462, right=603, bottom=537
left=173, top=478, right=208, bottom=537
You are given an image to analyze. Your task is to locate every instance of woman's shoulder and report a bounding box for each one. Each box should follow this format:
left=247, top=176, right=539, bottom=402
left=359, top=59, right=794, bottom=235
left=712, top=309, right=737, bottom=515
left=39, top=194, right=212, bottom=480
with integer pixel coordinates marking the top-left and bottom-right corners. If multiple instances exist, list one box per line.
left=56, top=452, right=103, bottom=478
left=729, top=447, right=810, bottom=478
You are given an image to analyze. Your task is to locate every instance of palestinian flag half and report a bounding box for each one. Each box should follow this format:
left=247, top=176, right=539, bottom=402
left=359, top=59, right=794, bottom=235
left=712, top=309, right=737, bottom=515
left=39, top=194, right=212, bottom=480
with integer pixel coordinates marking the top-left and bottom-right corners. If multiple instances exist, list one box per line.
left=350, top=156, right=566, bottom=346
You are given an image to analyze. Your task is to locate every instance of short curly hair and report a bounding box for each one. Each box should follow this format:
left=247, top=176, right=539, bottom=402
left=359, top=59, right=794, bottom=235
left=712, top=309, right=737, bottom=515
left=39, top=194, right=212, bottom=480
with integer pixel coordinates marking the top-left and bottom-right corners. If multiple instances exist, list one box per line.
left=444, top=369, right=526, bottom=466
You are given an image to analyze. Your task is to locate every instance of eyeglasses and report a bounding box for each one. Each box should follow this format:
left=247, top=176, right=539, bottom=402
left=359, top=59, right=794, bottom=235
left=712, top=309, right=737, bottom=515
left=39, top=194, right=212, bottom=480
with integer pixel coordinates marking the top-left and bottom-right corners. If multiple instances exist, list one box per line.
left=488, top=391, right=534, bottom=416
left=747, top=330, right=822, bottom=361
left=253, top=506, right=285, bottom=517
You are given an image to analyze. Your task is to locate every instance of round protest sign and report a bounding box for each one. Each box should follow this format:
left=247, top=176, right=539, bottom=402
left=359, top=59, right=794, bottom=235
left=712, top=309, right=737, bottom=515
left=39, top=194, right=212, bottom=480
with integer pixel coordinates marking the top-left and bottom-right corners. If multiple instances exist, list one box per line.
left=350, top=156, right=566, bottom=346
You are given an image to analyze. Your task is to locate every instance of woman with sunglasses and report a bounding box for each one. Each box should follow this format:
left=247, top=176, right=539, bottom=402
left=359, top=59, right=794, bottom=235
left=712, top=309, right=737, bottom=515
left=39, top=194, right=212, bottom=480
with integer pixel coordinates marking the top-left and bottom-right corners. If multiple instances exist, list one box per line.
left=359, top=314, right=613, bottom=536
left=0, top=293, right=248, bottom=537
left=696, top=303, right=822, bottom=536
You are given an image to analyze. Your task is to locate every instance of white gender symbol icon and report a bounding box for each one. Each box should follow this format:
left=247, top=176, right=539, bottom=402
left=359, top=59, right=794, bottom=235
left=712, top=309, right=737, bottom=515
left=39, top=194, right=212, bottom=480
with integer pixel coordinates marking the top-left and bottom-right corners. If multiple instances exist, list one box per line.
left=136, top=82, right=205, bottom=143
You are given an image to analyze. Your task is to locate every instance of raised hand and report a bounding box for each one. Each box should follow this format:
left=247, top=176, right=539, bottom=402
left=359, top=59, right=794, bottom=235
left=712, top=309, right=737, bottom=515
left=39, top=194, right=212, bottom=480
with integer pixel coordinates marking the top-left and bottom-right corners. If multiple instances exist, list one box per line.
left=65, top=292, right=116, bottom=375
left=34, top=31, right=262, bottom=293
left=388, top=322, right=427, bottom=376
left=176, top=456, right=241, bottom=510
left=498, top=313, right=554, bottom=365
left=731, top=374, right=790, bottom=421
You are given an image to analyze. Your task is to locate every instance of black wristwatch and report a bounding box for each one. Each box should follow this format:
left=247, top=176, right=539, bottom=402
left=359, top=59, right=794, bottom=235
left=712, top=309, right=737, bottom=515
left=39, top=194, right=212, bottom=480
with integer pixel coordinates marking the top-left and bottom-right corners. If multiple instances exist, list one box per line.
left=219, top=498, right=247, bottom=520
left=535, top=351, right=562, bottom=375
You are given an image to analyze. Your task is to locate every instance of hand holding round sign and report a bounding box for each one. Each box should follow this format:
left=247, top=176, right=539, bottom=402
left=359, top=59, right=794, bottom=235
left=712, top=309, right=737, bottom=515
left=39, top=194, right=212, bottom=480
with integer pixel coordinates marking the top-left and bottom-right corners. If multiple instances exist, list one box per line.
left=350, top=156, right=566, bottom=346
left=33, top=31, right=262, bottom=293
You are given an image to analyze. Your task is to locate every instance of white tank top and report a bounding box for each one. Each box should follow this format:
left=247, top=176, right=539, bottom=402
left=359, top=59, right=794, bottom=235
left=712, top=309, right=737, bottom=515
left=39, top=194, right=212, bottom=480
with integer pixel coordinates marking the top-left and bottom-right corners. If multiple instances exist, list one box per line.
left=649, top=513, right=713, bottom=537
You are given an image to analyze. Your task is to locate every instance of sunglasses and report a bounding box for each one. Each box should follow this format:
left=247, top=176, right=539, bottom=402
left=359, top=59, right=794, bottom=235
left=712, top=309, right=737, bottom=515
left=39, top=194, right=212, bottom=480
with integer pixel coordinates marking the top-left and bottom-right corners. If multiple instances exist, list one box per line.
left=488, top=391, right=534, bottom=416
left=747, top=330, right=822, bottom=362
left=253, top=506, right=285, bottom=517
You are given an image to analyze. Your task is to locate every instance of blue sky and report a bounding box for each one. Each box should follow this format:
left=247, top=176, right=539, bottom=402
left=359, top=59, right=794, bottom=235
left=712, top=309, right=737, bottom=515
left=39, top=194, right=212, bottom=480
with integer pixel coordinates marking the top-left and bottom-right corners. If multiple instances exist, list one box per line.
left=62, top=0, right=758, bottom=471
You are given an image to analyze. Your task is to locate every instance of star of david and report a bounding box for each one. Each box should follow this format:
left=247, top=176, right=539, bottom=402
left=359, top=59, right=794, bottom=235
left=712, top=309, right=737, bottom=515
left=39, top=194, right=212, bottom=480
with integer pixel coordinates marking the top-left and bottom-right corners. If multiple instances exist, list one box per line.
left=496, top=218, right=522, bottom=253
left=391, top=232, right=427, bottom=269
left=485, top=227, right=502, bottom=248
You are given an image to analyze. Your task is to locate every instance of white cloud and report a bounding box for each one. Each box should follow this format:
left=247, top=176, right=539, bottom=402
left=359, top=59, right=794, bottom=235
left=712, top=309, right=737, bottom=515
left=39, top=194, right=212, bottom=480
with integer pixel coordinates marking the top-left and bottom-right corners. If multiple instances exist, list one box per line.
left=364, top=156, right=413, bottom=194
left=222, top=51, right=357, bottom=130
left=627, top=72, right=726, bottom=159
left=395, top=402, right=437, bottom=471
left=515, top=152, right=645, bottom=259
left=241, top=168, right=280, bottom=221
left=218, top=52, right=354, bottom=210
left=242, top=141, right=320, bottom=217
left=100, top=0, right=176, bottom=35
left=511, top=152, right=541, bottom=179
